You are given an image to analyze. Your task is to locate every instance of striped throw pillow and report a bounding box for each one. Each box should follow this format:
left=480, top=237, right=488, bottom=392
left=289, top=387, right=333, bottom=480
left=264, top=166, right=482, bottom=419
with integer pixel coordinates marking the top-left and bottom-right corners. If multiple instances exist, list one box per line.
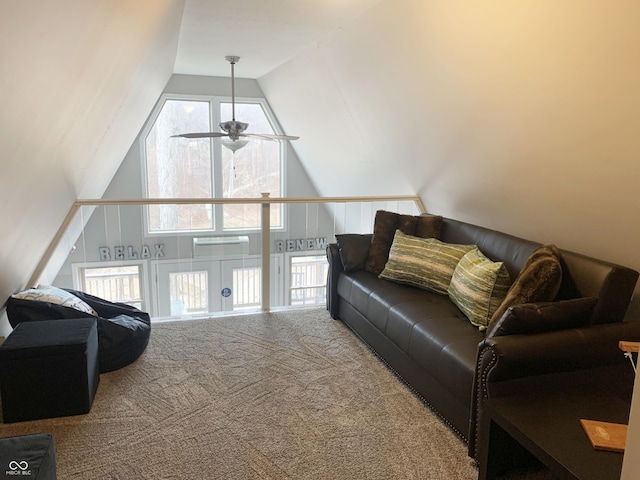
left=448, top=248, right=511, bottom=330
left=379, top=230, right=475, bottom=294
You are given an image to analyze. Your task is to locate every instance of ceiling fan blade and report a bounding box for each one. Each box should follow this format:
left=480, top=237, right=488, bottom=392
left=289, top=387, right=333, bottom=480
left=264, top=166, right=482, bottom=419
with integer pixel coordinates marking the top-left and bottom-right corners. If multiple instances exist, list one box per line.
left=240, top=133, right=300, bottom=141
left=171, top=57, right=299, bottom=146
left=171, top=132, right=228, bottom=139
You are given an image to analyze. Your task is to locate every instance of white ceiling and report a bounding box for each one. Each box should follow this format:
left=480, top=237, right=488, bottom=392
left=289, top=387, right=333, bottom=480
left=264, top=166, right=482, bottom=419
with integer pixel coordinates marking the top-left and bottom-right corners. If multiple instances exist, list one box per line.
left=174, top=0, right=384, bottom=78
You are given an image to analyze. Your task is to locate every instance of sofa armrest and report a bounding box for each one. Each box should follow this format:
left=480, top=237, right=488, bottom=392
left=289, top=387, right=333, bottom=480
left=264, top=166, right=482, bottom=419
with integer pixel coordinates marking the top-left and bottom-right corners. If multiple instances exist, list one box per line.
left=326, top=234, right=372, bottom=319
left=479, top=321, right=640, bottom=382
left=326, top=243, right=344, bottom=319
left=468, top=320, right=640, bottom=458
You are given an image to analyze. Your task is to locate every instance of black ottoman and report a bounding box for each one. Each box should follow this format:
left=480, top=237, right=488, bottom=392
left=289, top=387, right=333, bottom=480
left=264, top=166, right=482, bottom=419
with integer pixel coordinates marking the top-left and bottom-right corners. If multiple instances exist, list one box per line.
left=0, top=433, right=56, bottom=479
left=0, top=318, right=100, bottom=423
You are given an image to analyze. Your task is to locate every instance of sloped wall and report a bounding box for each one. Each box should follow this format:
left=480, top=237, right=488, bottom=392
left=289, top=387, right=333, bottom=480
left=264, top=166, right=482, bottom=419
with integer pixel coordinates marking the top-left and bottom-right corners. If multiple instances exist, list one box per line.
left=0, top=1, right=185, bottom=335
left=262, top=1, right=640, bottom=468
left=260, top=0, right=640, bottom=296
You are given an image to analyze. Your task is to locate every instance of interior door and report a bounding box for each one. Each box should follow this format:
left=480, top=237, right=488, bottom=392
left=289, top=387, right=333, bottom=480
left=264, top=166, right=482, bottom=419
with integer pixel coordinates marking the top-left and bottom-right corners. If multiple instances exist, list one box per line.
left=219, top=255, right=283, bottom=312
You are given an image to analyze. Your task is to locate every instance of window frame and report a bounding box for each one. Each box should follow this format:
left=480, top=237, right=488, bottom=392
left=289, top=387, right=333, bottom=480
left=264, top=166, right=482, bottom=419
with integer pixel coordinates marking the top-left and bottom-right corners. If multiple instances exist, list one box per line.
left=284, top=251, right=329, bottom=307
left=71, top=260, right=150, bottom=312
left=140, top=93, right=288, bottom=236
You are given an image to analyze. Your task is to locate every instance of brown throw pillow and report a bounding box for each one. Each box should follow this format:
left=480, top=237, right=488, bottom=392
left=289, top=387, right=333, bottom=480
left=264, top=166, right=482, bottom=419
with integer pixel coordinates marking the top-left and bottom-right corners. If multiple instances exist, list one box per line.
left=364, top=210, right=442, bottom=275
left=487, top=244, right=563, bottom=331
left=486, top=297, right=598, bottom=337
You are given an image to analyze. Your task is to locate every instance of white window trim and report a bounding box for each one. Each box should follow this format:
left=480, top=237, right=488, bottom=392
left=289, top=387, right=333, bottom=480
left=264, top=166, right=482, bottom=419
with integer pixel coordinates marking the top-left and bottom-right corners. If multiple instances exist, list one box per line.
left=140, top=93, right=288, bottom=236
left=284, top=251, right=328, bottom=307
left=71, top=259, right=151, bottom=312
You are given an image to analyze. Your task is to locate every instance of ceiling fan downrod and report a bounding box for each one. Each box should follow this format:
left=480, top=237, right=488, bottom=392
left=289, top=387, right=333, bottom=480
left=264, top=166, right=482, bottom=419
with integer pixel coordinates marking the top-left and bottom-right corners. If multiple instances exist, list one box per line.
left=225, top=55, right=240, bottom=122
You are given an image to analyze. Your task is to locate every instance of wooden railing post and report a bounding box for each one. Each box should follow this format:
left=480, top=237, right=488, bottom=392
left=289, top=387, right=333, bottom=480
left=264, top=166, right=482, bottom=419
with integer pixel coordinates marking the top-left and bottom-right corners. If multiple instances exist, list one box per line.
left=261, top=192, right=270, bottom=312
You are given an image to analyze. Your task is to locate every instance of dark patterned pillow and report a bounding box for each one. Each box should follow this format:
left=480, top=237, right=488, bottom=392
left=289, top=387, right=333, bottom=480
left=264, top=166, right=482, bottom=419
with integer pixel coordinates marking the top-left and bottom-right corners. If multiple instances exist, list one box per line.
left=487, top=297, right=597, bottom=337
left=488, top=244, right=563, bottom=332
left=364, top=210, right=442, bottom=275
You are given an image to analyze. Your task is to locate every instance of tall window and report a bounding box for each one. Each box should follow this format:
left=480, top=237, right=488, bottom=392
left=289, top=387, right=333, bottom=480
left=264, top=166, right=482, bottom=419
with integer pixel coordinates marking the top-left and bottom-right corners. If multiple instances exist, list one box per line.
left=145, top=99, right=213, bottom=232
left=143, top=95, right=285, bottom=234
left=221, top=102, right=281, bottom=230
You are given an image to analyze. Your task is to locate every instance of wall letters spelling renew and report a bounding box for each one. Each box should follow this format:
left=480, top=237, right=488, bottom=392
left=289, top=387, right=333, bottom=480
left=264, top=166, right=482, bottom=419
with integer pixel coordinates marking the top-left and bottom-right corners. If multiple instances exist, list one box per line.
left=274, top=237, right=327, bottom=252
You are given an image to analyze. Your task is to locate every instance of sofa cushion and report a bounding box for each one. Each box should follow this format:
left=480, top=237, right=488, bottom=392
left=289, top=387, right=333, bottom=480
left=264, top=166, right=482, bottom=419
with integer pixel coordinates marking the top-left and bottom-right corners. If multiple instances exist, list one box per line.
left=380, top=231, right=475, bottom=294
left=336, top=234, right=372, bottom=271
left=487, top=297, right=598, bottom=337
left=367, top=282, right=444, bottom=333
left=488, top=244, right=563, bottom=331
left=365, top=210, right=442, bottom=275
left=385, top=298, right=464, bottom=352
left=407, top=316, right=484, bottom=403
left=448, top=248, right=511, bottom=330
left=438, top=335, right=486, bottom=407
left=11, top=285, right=97, bottom=317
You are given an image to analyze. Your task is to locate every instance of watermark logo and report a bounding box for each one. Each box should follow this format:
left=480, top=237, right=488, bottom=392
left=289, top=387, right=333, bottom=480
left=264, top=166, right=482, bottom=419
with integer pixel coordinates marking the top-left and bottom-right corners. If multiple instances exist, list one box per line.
left=5, top=460, right=31, bottom=476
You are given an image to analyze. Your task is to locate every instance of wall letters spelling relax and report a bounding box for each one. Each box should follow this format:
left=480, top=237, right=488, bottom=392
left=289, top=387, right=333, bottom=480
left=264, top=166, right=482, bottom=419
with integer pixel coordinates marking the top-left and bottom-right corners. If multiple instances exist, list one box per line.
left=99, top=244, right=165, bottom=261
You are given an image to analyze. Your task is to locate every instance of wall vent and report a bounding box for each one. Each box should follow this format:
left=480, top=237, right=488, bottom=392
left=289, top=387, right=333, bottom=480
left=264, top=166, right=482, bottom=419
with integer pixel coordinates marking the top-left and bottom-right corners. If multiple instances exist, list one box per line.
left=193, top=236, right=249, bottom=257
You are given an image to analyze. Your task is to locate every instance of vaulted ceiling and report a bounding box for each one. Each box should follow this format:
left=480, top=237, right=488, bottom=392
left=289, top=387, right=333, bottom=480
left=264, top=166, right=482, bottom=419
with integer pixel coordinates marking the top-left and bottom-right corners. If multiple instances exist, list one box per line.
left=174, top=0, right=384, bottom=77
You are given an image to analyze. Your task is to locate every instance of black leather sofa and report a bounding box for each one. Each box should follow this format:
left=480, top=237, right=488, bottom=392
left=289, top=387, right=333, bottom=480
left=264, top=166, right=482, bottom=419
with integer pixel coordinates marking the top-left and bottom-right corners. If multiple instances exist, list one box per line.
left=326, top=215, right=640, bottom=459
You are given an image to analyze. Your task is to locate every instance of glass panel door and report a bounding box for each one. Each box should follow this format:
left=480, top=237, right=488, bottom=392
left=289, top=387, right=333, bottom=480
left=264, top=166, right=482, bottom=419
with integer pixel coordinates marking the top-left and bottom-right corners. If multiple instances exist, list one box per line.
left=219, top=256, right=283, bottom=312
left=154, top=260, right=222, bottom=317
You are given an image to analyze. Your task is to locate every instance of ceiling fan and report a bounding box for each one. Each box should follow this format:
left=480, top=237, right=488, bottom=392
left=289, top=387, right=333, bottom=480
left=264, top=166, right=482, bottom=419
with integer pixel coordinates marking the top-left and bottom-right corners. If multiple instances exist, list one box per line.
left=171, top=55, right=299, bottom=152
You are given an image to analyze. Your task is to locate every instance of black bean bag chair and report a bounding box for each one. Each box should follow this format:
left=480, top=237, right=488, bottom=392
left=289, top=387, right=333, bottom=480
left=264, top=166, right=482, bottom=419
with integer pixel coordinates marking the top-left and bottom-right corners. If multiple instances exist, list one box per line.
left=6, top=288, right=151, bottom=373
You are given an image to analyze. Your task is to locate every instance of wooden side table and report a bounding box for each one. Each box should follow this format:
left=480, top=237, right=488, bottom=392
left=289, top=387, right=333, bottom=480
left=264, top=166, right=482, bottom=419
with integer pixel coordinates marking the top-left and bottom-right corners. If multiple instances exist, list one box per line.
left=477, top=385, right=631, bottom=480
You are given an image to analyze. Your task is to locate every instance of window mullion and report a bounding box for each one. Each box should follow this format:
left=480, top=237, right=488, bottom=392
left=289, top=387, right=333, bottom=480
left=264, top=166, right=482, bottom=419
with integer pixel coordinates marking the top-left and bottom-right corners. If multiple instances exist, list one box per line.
left=211, top=97, right=224, bottom=232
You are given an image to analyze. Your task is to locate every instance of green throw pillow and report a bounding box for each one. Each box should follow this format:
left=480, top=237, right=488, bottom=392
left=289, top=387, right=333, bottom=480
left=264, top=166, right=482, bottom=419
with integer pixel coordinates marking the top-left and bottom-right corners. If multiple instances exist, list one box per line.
left=448, top=248, right=511, bottom=330
left=379, top=231, right=474, bottom=294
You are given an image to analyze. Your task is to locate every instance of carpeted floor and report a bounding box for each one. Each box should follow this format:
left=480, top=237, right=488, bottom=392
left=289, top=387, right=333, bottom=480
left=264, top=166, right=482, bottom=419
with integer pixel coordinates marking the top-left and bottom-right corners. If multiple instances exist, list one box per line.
left=0, top=309, right=557, bottom=479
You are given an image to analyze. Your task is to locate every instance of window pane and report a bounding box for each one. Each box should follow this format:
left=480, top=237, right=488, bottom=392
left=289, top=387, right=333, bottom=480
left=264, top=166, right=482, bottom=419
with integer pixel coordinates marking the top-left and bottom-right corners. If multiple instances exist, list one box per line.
left=81, top=266, right=144, bottom=309
left=169, top=271, right=208, bottom=315
left=289, top=255, right=329, bottom=306
left=220, top=102, right=282, bottom=229
left=146, top=99, right=213, bottom=232
left=232, top=266, right=261, bottom=310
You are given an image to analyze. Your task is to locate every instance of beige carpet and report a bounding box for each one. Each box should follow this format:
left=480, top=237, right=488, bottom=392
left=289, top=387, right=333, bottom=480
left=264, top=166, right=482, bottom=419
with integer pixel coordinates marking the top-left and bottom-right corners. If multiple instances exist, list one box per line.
left=0, top=309, right=556, bottom=479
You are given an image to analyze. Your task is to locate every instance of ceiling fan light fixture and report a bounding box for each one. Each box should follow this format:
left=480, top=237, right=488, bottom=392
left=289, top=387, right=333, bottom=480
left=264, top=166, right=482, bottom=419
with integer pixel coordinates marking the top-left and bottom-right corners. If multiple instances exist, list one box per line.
left=221, top=137, right=249, bottom=153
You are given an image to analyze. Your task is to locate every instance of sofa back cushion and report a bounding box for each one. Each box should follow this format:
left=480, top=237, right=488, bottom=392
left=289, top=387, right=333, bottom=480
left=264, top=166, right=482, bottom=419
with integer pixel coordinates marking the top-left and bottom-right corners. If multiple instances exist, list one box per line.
left=439, top=218, right=540, bottom=280
left=559, top=250, right=639, bottom=324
